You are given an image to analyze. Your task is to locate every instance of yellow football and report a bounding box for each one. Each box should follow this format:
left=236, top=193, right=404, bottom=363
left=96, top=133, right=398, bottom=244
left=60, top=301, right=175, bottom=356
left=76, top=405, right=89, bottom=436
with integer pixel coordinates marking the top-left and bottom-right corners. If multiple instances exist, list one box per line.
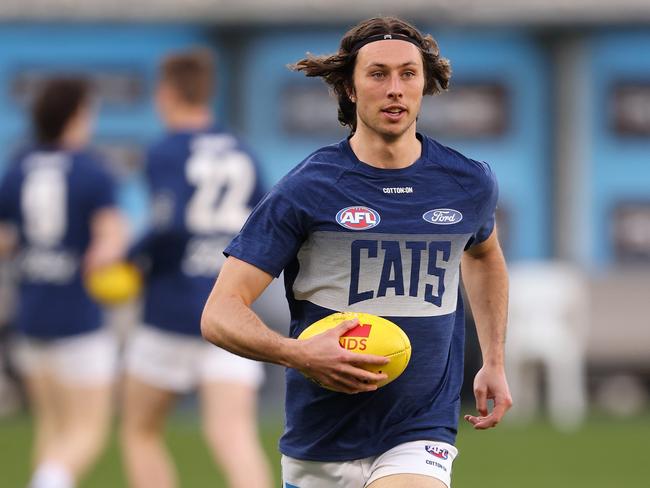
left=298, top=311, right=411, bottom=388
left=85, top=262, right=142, bottom=306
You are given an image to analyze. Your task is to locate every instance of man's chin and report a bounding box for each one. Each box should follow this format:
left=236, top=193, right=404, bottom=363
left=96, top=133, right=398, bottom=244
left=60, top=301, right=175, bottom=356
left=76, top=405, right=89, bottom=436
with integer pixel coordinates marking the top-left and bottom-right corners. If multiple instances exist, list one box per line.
left=357, top=116, right=416, bottom=141
left=377, top=123, right=413, bottom=141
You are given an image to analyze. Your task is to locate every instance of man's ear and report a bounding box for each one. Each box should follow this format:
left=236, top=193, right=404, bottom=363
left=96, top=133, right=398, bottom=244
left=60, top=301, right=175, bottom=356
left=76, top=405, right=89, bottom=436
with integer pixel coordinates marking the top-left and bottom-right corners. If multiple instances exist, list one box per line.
left=346, top=84, right=356, bottom=103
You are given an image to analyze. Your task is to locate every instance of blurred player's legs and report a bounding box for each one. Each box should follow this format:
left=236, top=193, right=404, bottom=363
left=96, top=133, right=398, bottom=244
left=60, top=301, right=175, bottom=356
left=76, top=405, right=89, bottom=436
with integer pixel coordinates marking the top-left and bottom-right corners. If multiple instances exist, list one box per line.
left=198, top=331, right=270, bottom=488
left=15, top=330, right=116, bottom=488
left=36, top=381, right=112, bottom=480
left=121, top=325, right=270, bottom=488
left=25, top=370, right=61, bottom=466
left=201, top=381, right=272, bottom=488
left=120, top=376, right=178, bottom=488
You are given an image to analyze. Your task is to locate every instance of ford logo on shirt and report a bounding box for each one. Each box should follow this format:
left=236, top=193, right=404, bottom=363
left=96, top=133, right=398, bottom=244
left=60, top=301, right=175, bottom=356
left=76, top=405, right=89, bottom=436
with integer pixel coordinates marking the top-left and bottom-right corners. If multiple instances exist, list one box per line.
left=336, top=206, right=381, bottom=230
left=422, top=208, right=463, bottom=225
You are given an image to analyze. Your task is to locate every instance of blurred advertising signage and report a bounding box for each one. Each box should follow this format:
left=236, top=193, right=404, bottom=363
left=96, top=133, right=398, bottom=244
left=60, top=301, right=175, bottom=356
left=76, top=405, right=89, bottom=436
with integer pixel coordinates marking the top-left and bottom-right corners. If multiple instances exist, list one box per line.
left=281, top=81, right=508, bottom=138
left=95, top=140, right=146, bottom=179
left=613, top=202, right=650, bottom=262
left=281, top=82, right=346, bottom=137
left=11, top=67, right=145, bottom=107
left=418, top=82, right=509, bottom=137
left=611, top=82, right=650, bottom=136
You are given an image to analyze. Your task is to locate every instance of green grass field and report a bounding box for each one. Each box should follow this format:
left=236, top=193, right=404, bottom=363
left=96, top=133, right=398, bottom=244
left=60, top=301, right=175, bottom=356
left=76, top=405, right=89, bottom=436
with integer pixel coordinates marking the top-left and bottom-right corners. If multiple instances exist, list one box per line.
left=1, top=412, right=649, bottom=487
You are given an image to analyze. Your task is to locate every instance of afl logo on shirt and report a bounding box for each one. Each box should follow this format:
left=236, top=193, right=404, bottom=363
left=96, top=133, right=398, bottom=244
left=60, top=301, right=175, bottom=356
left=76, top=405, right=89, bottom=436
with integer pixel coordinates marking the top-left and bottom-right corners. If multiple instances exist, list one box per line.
left=423, top=208, right=463, bottom=225
left=336, top=206, right=381, bottom=230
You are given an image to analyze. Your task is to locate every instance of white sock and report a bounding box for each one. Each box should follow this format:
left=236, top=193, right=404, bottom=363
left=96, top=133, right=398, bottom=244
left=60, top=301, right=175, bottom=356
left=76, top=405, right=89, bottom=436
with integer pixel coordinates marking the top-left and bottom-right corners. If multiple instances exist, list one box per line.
left=28, top=461, right=74, bottom=488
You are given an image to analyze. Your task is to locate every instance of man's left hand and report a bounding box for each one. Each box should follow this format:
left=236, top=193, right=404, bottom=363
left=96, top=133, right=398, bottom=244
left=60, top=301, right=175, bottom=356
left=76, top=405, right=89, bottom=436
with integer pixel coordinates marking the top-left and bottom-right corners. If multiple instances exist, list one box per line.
left=464, top=364, right=512, bottom=430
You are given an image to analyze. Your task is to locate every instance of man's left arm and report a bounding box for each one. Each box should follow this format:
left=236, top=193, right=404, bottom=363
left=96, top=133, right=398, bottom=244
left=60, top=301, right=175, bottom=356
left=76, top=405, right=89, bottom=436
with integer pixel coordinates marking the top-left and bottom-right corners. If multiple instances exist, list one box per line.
left=461, top=227, right=512, bottom=429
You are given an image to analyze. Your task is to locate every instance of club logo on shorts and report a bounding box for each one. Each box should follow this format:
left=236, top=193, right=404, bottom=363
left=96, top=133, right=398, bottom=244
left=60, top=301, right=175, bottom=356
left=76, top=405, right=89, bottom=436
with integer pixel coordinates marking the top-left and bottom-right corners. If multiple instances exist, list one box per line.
left=336, top=206, right=380, bottom=230
left=422, top=208, right=463, bottom=225
left=425, top=445, right=449, bottom=460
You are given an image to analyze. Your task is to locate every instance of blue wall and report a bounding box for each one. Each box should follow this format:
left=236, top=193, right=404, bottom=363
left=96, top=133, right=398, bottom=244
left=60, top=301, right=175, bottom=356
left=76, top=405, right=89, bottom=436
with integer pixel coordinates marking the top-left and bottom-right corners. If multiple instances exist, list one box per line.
left=588, top=31, right=650, bottom=265
left=430, top=30, right=551, bottom=261
left=241, top=30, right=347, bottom=179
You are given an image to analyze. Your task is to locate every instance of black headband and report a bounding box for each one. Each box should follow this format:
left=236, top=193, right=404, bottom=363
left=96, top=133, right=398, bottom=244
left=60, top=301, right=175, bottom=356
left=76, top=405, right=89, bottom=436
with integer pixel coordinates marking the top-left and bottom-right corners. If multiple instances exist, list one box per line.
left=349, top=33, right=423, bottom=54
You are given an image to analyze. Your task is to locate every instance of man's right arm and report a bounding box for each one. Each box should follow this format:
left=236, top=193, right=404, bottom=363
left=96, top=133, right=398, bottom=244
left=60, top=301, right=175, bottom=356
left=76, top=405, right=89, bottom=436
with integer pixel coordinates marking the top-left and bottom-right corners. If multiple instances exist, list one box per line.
left=201, top=256, right=388, bottom=394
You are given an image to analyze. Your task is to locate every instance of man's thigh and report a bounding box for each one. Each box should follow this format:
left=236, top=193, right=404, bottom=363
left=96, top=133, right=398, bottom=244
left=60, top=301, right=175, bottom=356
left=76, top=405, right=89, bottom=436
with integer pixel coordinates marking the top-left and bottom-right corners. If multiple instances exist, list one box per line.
left=121, top=374, right=177, bottom=433
left=367, top=474, right=447, bottom=488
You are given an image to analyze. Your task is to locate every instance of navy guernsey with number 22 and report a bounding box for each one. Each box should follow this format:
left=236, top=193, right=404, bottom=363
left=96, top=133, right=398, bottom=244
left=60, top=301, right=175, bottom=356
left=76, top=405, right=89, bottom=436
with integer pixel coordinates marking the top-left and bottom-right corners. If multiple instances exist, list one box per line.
left=135, top=127, right=265, bottom=336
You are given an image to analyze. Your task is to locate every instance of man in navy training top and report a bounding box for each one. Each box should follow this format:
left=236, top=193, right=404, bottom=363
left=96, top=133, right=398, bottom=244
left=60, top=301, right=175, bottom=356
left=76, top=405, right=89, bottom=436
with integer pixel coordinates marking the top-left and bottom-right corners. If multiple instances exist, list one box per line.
left=120, top=49, right=272, bottom=488
left=201, top=17, right=512, bottom=488
left=0, top=78, right=127, bottom=488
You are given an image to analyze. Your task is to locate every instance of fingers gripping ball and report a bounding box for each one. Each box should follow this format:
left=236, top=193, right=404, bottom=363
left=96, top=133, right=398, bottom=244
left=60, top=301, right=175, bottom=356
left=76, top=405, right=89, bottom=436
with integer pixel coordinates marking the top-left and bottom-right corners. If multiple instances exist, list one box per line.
left=298, top=312, right=411, bottom=388
left=85, top=262, right=142, bottom=305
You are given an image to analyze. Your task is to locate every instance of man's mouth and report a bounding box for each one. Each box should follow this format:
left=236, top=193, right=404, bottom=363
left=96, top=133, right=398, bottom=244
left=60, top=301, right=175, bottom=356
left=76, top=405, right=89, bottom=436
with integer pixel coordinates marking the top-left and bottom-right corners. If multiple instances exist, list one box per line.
left=382, top=106, right=407, bottom=114
left=381, top=106, right=407, bottom=120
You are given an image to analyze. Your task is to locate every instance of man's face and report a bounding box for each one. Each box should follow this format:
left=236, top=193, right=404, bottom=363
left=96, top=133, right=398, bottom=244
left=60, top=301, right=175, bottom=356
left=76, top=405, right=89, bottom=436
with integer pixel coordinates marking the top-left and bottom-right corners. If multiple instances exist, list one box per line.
left=351, top=40, right=425, bottom=140
left=65, top=100, right=95, bottom=149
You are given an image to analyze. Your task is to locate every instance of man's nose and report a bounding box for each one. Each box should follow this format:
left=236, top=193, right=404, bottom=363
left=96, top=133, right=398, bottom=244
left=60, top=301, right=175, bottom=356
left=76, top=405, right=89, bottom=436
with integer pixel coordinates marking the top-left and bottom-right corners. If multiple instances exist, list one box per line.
left=386, top=73, right=403, bottom=98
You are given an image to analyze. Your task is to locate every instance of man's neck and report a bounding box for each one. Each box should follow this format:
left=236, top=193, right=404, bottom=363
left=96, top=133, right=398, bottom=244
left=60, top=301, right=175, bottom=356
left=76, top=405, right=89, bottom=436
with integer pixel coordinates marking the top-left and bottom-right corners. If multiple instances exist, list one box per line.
left=348, top=125, right=421, bottom=169
left=165, top=107, right=213, bottom=132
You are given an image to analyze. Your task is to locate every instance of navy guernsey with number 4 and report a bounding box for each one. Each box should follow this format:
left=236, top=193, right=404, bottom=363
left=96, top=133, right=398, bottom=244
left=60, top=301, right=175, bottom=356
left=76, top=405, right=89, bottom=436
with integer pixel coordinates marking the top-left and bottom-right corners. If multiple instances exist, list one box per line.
left=225, top=133, right=498, bottom=461
left=134, top=127, right=265, bottom=336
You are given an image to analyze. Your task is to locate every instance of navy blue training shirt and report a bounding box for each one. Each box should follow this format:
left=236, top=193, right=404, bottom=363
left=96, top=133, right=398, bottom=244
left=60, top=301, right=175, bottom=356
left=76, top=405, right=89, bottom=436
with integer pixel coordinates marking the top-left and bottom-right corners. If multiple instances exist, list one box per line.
left=225, top=133, right=498, bottom=461
left=135, top=127, right=265, bottom=336
left=0, top=147, right=116, bottom=339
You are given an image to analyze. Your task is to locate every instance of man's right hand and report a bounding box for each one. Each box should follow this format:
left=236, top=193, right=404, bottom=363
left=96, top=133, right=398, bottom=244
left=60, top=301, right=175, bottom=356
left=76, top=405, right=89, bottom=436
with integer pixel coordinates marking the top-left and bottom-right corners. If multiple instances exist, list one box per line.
left=290, top=319, right=389, bottom=394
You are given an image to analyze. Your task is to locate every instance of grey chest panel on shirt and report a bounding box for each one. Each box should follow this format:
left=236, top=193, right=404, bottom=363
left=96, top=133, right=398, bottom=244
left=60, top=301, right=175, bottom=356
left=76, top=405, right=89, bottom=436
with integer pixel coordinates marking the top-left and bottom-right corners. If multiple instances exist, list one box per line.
left=293, top=231, right=471, bottom=317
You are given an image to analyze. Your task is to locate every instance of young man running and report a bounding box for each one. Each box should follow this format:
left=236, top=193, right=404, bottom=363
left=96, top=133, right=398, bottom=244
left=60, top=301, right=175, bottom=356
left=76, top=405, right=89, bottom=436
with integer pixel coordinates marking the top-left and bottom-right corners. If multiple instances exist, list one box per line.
left=202, top=17, right=512, bottom=488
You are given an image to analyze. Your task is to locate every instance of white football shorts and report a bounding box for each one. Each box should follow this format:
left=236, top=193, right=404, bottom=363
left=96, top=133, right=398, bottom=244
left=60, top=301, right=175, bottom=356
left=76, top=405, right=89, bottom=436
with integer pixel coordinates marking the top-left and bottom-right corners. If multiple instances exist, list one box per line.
left=123, top=325, right=265, bottom=392
left=13, top=327, right=118, bottom=386
left=282, top=440, right=458, bottom=488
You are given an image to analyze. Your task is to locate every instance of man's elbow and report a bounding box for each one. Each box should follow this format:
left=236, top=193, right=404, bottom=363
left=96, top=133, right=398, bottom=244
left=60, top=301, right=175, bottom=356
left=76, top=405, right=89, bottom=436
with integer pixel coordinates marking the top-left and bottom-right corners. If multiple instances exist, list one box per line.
left=200, top=305, right=225, bottom=347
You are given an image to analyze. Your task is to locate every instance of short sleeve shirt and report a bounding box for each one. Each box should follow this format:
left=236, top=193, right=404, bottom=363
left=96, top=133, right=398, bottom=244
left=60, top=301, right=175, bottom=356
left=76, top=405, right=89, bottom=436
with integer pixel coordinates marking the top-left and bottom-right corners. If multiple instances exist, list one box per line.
left=225, top=133, right=498, bottom=461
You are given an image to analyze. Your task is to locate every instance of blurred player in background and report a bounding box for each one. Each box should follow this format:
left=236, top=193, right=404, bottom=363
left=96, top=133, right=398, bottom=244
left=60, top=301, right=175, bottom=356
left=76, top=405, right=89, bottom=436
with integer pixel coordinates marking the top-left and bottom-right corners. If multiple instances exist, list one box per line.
left=202, top=17, right=512, bottom=488
left=120, top=49, right=272, bottom=488
left=0, top=78, right=127, bottom=488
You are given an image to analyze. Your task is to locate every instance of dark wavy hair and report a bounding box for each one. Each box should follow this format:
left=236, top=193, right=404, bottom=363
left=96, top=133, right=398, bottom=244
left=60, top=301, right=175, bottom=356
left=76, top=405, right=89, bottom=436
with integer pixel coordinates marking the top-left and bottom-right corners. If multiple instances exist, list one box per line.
left=32, top=77, right=90, bottom=145
left=290, top=17, right=451, bottom=132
